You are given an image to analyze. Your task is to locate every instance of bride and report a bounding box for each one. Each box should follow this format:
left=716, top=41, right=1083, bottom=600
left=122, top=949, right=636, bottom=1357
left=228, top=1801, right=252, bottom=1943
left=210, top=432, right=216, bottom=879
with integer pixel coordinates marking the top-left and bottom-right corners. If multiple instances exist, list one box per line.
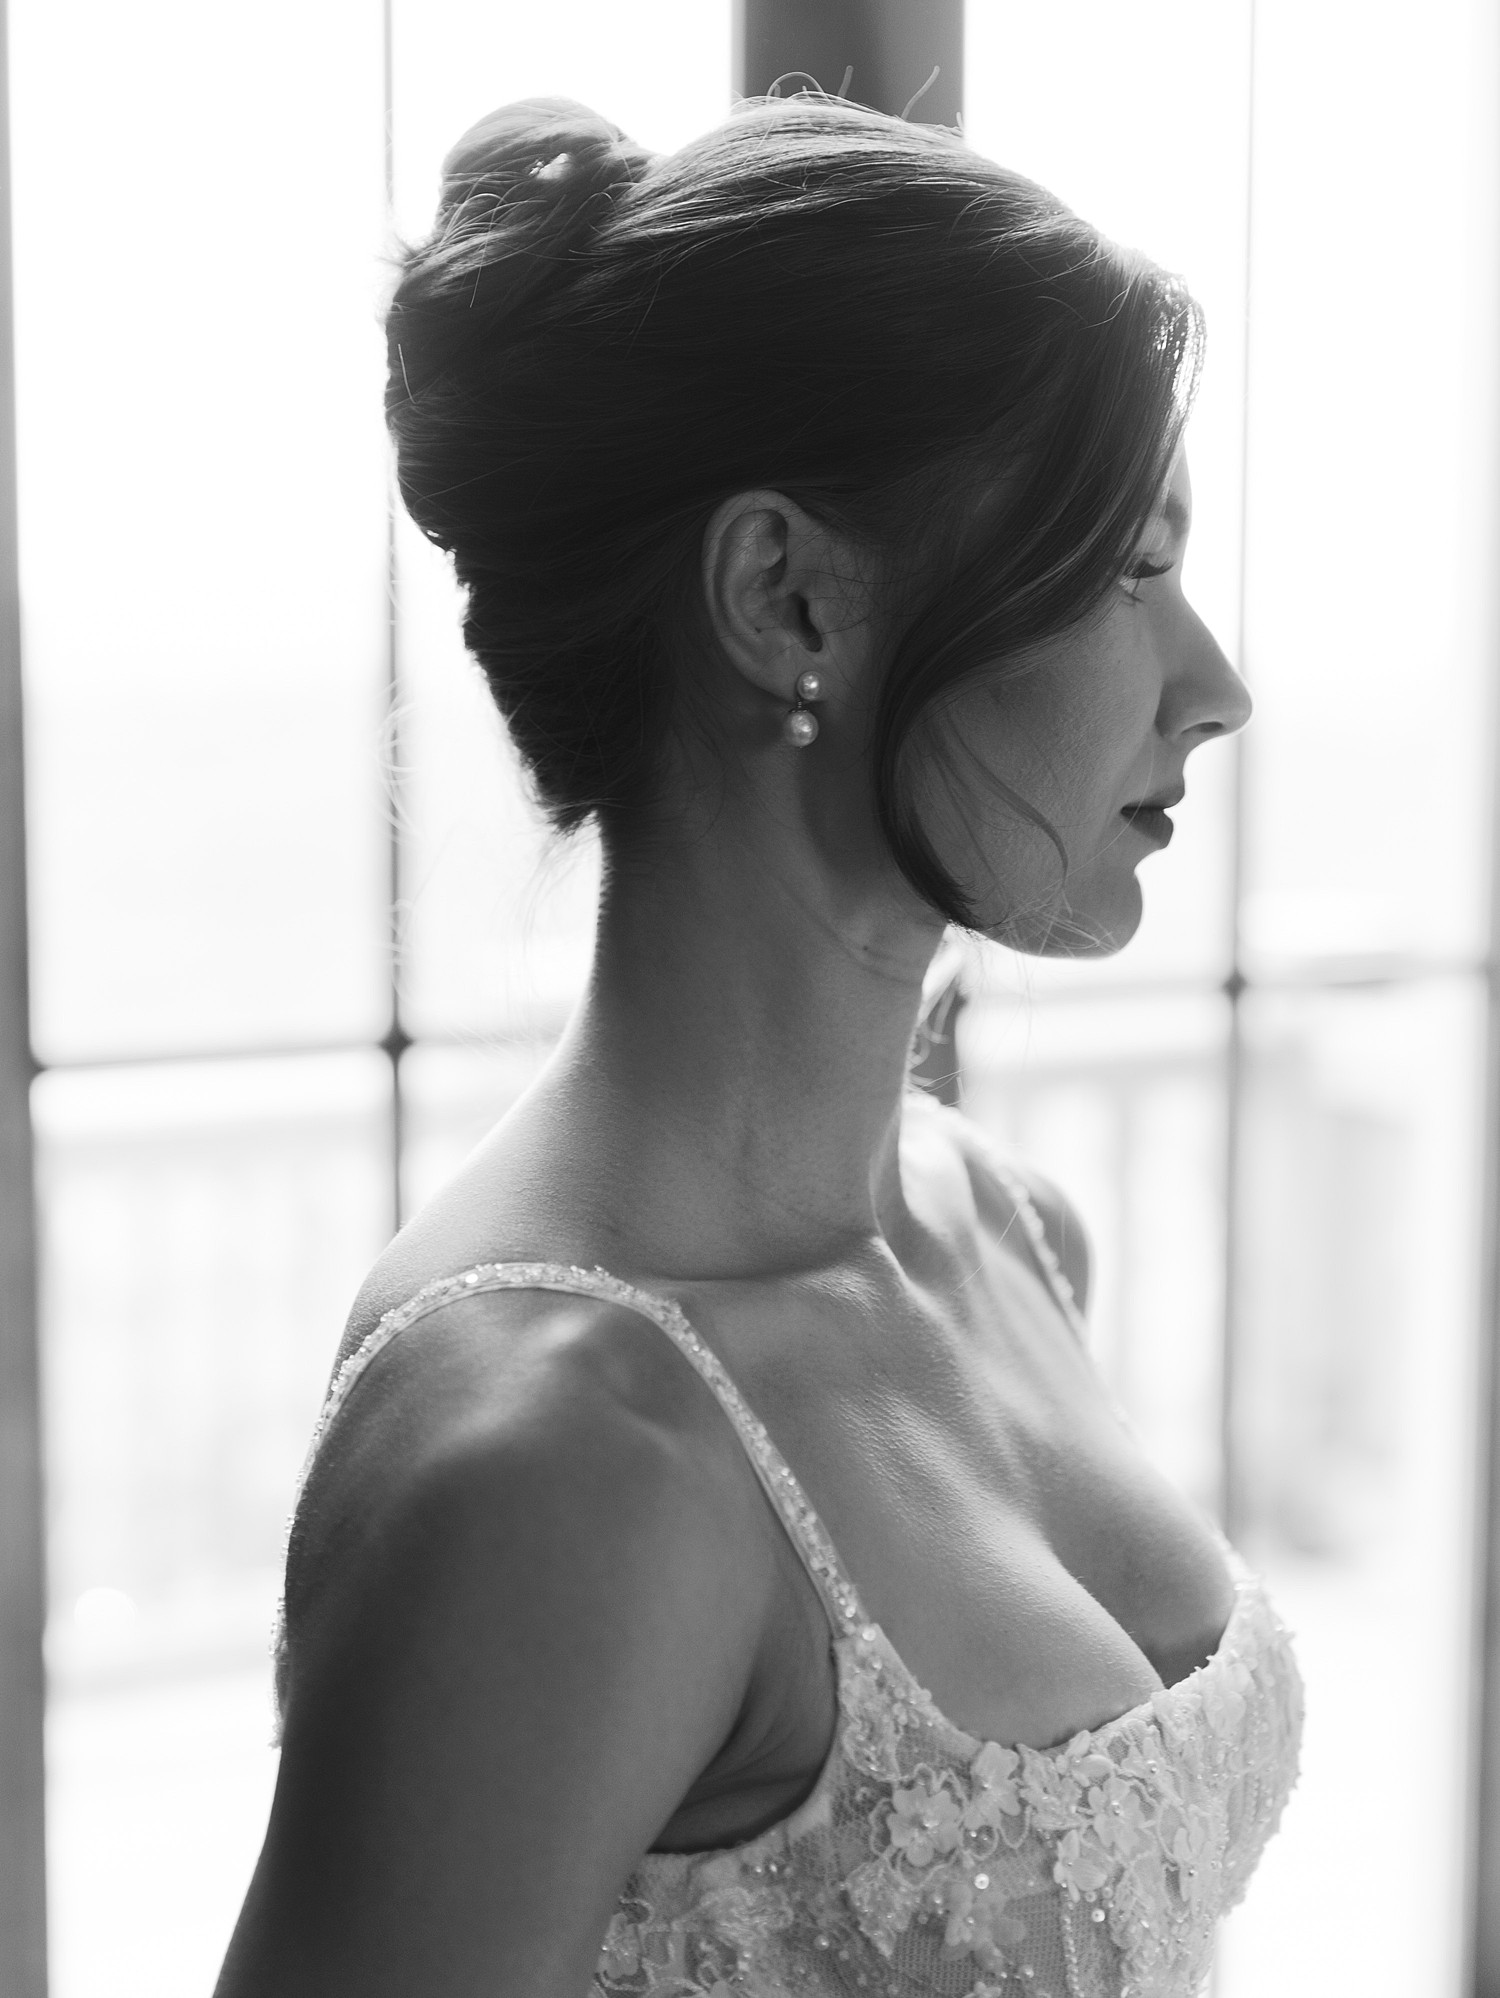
left=217, top=94, right=1301, bottom=1998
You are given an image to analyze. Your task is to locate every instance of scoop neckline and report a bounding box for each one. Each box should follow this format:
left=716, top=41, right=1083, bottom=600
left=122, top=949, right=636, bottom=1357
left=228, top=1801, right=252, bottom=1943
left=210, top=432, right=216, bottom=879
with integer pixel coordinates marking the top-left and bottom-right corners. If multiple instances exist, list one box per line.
left=642, top=1560, right=1255, bottom=1869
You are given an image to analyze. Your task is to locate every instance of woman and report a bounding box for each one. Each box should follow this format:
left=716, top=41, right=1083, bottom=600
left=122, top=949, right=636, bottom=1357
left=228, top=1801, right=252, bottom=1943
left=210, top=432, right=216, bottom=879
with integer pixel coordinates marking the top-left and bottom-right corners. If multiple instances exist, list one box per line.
left=218, top=95, right=1301, bottom=1998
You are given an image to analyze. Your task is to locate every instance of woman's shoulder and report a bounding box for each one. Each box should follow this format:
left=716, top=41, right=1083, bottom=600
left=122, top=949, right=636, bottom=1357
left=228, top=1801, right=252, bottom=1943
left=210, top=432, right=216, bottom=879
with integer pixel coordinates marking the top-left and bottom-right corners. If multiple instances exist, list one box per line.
left=307, top=1267, right=775, bottom=1538
left=907, top=1089, right=1092, bottom=1313
left=281, top=1272, right=780, bottom=1720
left=261, top=1273, right=777, bottom=1994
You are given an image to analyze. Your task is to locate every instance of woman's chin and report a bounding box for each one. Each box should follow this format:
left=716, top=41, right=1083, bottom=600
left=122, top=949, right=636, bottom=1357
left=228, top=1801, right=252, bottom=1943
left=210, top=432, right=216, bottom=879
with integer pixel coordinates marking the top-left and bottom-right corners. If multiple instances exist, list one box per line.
left=989, top=882, right=1143, bottom=960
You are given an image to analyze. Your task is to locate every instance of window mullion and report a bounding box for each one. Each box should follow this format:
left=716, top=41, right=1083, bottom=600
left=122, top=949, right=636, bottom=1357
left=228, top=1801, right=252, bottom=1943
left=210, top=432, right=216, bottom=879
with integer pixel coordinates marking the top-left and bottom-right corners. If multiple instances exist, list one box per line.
left=0, top=0, right=48, bottom=1982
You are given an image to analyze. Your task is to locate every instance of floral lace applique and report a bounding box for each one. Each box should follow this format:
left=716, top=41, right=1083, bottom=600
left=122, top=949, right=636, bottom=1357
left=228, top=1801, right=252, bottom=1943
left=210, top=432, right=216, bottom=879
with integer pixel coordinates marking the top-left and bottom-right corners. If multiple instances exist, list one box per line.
left=595, top=1577, right=1303, bottom=1998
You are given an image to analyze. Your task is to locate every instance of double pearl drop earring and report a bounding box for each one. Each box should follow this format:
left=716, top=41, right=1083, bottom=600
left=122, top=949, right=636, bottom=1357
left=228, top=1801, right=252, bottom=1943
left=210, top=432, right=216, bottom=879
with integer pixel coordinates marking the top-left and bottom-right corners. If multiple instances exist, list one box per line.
left=782, top=669, right=825, bottom=748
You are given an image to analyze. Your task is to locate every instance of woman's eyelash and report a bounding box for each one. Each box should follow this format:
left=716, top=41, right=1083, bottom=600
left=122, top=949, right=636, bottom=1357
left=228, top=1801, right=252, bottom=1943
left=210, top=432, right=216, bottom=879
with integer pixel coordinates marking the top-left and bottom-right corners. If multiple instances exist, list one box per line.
left=1126, top=556, right=1173, bottom=581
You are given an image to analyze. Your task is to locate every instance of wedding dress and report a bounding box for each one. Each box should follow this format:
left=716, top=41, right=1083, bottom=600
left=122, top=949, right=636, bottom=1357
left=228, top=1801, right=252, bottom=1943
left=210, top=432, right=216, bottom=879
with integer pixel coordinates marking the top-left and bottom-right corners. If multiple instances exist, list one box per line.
left=274, top=1170, right=1302, bottom=1998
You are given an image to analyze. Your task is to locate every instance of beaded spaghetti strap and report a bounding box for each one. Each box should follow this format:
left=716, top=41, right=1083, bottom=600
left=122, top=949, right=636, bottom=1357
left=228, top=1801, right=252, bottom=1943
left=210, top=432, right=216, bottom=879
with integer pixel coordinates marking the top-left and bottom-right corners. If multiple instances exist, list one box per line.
left=275, top=1262, right=868, bottom=1690
left=981, top=1152, right=1092, bottom=1347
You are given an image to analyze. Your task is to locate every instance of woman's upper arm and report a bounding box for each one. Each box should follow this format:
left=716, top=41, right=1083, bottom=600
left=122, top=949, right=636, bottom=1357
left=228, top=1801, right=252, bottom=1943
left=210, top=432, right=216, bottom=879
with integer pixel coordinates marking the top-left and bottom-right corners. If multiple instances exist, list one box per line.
left=216, top=1301, right=767, bottom=1998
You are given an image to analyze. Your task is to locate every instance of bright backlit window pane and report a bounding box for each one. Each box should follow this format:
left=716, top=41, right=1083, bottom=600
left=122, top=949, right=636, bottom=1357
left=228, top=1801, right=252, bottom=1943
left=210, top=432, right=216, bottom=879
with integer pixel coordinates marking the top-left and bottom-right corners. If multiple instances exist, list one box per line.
left=1220, top=978, right=1486, bottom=1993
left=1240, top=0, right=1496, bottom=968
left=36, top=1052, right=391, bottom=1998
left=36, top=1054, right=390, bottom=1686
left=14, top=0, right=392, bottom=1061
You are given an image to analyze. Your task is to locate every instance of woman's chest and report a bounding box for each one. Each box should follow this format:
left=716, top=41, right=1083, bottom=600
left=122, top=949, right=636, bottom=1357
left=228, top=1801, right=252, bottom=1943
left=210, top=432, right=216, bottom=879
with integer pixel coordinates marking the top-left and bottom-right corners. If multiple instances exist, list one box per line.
left=711, top=1259, right=1235, bottom=1752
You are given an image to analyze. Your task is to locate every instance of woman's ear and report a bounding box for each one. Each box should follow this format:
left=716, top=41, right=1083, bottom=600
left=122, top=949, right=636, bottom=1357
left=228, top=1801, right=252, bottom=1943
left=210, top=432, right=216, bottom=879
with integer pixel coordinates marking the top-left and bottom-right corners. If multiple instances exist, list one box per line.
left=701, top=490, right=866, bottom=703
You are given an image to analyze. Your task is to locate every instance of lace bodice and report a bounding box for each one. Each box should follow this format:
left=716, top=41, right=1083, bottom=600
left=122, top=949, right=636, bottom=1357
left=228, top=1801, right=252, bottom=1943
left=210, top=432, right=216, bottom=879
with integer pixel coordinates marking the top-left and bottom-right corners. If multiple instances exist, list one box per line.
left=273, top=1176, right=1302, bottom=1998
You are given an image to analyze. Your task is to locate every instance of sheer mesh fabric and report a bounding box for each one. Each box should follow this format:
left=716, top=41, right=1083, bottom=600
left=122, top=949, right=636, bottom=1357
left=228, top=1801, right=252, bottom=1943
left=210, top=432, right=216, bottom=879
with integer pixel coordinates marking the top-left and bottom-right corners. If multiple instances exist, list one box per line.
left=273, top=1175, right=1302, bottom=1998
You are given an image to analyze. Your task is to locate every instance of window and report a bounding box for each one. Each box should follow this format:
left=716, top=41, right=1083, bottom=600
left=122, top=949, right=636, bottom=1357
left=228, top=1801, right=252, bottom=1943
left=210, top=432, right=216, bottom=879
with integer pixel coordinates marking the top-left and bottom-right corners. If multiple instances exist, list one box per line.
left=4, top=4, right=1496, bottom=1993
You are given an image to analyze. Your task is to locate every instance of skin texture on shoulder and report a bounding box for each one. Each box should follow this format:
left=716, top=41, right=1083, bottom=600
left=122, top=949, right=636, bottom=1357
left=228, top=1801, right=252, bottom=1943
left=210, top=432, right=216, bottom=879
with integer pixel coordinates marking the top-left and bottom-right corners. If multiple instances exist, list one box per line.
left=217, top=1287, right=781, bottom=1998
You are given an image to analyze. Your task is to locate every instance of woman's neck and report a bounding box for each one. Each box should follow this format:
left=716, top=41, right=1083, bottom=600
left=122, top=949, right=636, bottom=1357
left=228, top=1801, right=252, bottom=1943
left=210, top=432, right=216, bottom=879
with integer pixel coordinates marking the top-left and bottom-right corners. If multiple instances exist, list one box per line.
left=510, top=817, right=946, bottom=1280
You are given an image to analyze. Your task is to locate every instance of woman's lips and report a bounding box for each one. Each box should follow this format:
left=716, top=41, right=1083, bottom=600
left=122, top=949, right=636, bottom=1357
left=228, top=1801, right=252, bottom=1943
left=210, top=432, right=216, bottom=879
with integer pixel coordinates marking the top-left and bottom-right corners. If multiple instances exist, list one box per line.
left=1119, top=804, right=1174, bottom=846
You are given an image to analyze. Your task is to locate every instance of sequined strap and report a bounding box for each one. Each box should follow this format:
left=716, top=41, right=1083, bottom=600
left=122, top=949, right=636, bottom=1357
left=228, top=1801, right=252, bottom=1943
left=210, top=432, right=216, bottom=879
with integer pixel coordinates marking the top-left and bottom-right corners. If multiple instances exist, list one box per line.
left=292, top=1261, right=869, bottom=1643
left=978, top=1148, right=1091, bottom=1348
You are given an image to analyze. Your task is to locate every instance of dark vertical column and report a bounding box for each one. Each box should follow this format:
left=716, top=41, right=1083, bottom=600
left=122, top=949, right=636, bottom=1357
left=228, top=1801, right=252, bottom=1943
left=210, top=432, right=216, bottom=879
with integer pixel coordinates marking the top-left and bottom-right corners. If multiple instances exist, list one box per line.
left=0, top=0, right=48, bottom=1989
left=734, top=0, right=962, bottom=126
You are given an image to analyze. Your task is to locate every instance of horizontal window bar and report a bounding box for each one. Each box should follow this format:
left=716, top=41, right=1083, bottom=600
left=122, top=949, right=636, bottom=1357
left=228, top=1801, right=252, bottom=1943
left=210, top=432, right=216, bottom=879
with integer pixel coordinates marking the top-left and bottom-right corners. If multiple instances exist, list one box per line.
left=25, top=954, right=1495, bottom=1077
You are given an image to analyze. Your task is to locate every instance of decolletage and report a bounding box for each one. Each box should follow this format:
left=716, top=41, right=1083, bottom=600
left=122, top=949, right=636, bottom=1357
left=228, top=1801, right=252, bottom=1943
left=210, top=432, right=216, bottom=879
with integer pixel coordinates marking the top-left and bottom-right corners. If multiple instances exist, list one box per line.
left=272, top=1180, right=1303, bottom=1998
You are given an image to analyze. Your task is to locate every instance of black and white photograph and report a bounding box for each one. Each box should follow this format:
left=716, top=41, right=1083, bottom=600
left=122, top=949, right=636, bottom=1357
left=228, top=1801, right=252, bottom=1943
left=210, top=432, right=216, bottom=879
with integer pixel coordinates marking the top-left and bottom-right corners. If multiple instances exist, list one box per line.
left=1, top=2, right=1498, bottom=1994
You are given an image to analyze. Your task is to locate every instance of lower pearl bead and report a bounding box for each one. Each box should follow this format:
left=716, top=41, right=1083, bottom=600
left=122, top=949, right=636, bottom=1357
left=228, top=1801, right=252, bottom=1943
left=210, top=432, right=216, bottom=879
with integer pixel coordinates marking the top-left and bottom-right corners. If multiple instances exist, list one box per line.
left=783, top=706, right=820, bottom=747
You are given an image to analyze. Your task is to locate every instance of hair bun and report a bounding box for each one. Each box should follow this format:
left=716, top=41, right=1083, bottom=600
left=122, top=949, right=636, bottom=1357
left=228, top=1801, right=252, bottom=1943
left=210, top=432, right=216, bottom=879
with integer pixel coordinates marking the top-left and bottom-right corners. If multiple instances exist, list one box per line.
left=437, top=96, right=650, bottom=240
left=391, top=99, right=653, bottom=403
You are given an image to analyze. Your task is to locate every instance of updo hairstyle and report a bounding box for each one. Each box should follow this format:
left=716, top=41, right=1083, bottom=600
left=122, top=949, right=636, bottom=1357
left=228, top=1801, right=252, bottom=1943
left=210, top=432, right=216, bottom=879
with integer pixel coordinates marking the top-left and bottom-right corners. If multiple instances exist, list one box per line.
left=386, top=95, right=1202, bottom=925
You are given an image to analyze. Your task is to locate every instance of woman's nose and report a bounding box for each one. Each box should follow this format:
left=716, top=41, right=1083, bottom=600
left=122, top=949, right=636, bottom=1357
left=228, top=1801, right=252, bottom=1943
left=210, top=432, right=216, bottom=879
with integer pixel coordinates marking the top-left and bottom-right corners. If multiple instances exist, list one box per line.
left=1162, top=603, right=1252, bottom=743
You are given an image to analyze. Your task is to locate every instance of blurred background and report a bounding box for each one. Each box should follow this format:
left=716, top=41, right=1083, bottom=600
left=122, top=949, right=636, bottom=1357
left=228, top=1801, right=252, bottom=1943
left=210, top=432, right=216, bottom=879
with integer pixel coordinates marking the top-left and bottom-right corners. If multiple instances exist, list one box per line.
left=4, top=0, right=1498, bottom=1992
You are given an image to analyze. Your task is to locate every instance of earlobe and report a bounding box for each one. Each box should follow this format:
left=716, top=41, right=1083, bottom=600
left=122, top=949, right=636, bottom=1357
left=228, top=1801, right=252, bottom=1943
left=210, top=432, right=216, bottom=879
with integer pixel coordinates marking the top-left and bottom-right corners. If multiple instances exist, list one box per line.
left=701, top=489, right=831, bottom=703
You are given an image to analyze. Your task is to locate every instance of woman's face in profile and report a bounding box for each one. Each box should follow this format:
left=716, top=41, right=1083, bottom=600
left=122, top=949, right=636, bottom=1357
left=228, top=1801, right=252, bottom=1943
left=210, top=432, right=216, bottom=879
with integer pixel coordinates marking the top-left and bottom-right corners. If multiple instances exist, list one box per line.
left=918, top=454, right=1251, bottom=955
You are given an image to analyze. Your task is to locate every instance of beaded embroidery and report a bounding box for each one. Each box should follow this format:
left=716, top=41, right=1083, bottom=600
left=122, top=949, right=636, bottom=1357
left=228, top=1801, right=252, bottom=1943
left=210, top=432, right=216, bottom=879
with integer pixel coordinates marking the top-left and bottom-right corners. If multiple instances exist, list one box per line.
left=273, top=1174, right=1303, bottom=1998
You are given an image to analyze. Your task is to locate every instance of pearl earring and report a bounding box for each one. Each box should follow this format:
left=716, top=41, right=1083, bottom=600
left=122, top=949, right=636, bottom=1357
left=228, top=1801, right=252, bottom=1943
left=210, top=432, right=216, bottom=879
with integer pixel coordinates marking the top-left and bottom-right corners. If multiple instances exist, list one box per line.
left=782, top=669, right=825, bottom=747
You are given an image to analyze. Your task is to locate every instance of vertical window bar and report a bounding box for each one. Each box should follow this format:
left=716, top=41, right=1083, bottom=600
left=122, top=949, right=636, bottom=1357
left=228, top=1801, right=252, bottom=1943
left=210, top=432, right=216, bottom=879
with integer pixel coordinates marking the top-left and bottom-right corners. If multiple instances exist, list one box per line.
left=381, top=0, right=407, bottom=1239
left=1466, top=33, right=1500, bottom=1958
left=0, top=0, right=48, bottom=1984
left=1473, top=844, right=1500, bottom=1991
left=1219, top=0, right=1261, bottom=1551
